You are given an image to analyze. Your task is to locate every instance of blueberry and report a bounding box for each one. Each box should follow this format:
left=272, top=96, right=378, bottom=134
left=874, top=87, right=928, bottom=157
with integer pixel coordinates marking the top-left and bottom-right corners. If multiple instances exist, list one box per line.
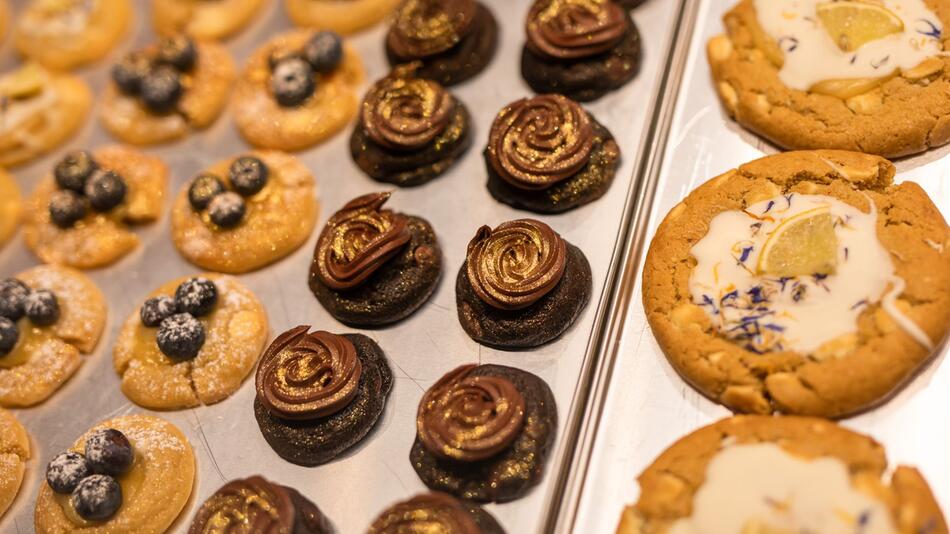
left=156, top=35, right=197, bottom=71
left=157, top=313, right=205, bottom=361
left=140, top=296, right=178, bottom=328
left=208, top=192, right=246, bottom=228
left=271, top=57, right=315, bottom=107
left=85, top=428, right=134, bottom=477
left=24, top=289, right=59, bottom=326
left=54, top=151, right=98, bottom=193
left=71, top=474, right=122, bottom=521
left=140, top=66, right=183, bottom=113
left=268, top=49, right=302, bottom=71
left=303, top=31, right=343, bottom=73
left=46, top=451, right=91, bottom=494
left=228, top=156, right=269, bottom=196
left=84, top=170, right=127, bottom=212
left=49, top=190, right=88, bottom=229
left=0, top=317, right=18, bottom=356
left=187, top=174, right=226, bottom=212
left=112, top=52, right=152, bottom=95
left=0, top=278, right=30, bottom=320
left=174, top=278, right=218, bottom=317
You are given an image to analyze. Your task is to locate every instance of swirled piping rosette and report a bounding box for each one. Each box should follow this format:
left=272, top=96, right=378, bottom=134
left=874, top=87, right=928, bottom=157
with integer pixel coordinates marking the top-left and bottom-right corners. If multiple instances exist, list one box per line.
left=526, top=0, right=629, bottom=60
left=387, top=0, right=478, bottom=59
left=368, top=493, right=483, bottom=534
left=361, top=64, right=456, bottom=151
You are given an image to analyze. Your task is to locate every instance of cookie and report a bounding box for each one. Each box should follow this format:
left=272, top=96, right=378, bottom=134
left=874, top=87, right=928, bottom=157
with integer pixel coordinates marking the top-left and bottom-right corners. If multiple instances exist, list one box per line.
left=0, top=63, right=91, bottom=168
left=24, top=146, right=169, bottom=270
left=253, top=327, right=393, bottom=466
left=645, top=150, right=950, bottom=417
left=285, top=0, right=401, bottom=34
left=457, top=219, right=592, bottom=349
left=521, top=0, right=641, bottom=102
left=617, top=415, right=948, bottom=534
left=308, top=192, right=442, bottom=327
left=617, top=0, right=645, bottom=7
left=709, top=0, right=950, bottom=158
left=386, top=0, right=499, bottom=86
left=351, top=64, right=473, bottom=187
left=0, top=265, right=106, bottom=407
left=0, top=409, right=29, bottom=519
left=152, top=0, right=265, bottom=40
left=233, top=29, right=364, bottom=151
left=172, top=151, right=318, bottom=273
left=0, top=170, right=21, bottom=249
left=368, top=492, right=505, bottom=534
left=102, top=36, right=235, bottom=145
left=113, top=274, right=268, bottom=410
left=13, top=0, right=131, bottom=71
left=484, top=94, right=621, bottom=213
left=190, top=475, right=333, bottom=534
left=35, top=415, right=195, bottom=534
left=410, top=364, right=557, bottom=503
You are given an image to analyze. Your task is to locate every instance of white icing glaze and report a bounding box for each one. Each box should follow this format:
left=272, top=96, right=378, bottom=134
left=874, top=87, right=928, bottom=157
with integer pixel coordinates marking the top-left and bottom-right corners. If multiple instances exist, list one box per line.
left=19, top=0, right=97, bottom=37
left=668, top=443, right=896, bottom=534
left=0, top=83, right=58, bottom=137
left=689, top=194, right=930, bottom=354
left=752, top=0, right=943, bottom=90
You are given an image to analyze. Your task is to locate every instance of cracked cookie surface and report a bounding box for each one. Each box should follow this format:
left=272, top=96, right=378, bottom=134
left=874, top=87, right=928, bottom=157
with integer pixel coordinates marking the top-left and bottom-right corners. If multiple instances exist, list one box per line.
left=152, top=0, right=264, bottom=40
left=0, top=408, right=29, bottom=519
left=643, top=150, right=950, bottom=417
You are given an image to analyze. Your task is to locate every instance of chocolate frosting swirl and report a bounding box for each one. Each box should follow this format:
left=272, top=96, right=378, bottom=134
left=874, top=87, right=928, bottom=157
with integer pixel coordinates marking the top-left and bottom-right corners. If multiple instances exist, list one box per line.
left=314, top=192, right=412, bottom=291
left=189, top=476, right=296, bottom=534
left=487, top=94, right=595, bottom=190
left=466, top=219, right=567, bottom=310
left=362, top=64, right=455, bottom=151
left=368, top=492, right=481, bottom=534
left=417, top=364, right=526, bottom=462
left=255, top=326, right=362, bottom=420
left=526, top=0, right=628, bottom=60
left=387, top=0, right=478, bottom=59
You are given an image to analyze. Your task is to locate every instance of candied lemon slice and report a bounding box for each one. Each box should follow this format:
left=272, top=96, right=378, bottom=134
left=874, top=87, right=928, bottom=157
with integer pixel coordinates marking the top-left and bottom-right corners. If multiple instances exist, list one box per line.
left=0, top=63, right=46, bottom=100
left=817, top=1, right=904, bottom=52
left=757, top=207, right=838, bottom=277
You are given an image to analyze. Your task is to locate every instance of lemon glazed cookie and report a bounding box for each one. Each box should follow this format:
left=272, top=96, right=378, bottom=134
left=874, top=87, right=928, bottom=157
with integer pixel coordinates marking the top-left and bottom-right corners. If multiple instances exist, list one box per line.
left=172, top=151, right=318, bottom=273
left=709, top=0, right=950, bottom=158
left=24, top=147, right=169, bottom=270
left=0, top=265, right=106, bottom=408
left=285, top=0, right=401, bottom=35
left=617, top=415, right=948, bottom=534
left=152, top=0, right=265, bottom=40
left=0, top=170, right=21, bottom=249
left=14, top=0, right=131, bottom=71
left=0, top=409, right=29, bottom=519
left=644, top=150, right=950, bottom=418
left=233, top=29, right=364, bottom=151
left=114, top=275, right=268, bottom=410
left=35, top=415, right=195, bottom=533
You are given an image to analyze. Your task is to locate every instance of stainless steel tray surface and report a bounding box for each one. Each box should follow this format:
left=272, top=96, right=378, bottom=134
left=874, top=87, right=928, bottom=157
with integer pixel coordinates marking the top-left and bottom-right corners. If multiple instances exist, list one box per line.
left=569, top=0, right=950, bottom=532
left=0, top=1, right=682, bottom=533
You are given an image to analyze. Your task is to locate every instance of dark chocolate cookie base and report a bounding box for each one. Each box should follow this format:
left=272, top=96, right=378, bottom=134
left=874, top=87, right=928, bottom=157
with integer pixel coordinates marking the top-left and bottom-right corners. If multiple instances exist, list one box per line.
left=456, top=243, right=592, bottom=349
left=285, top=486, right=335, bottom=534
left=486, top=118, right=621, bottom=214
left=309, top=216, right=442, bottom=327
left=520, top=11, right=642, bottom=102
left=387, top=3, right=498, bottom=86
left=410, top=364, right=558, bottom=503
left=254, top=334, right=393, bottom=467
left=468, top=504, right=506, bottom=534
left=350, top=102, right=473, bottom=187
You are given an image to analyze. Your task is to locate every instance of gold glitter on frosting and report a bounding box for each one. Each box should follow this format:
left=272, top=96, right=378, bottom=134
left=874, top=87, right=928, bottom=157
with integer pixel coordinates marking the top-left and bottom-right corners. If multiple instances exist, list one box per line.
left=387, top=0, right=478, bottom=59
left=367, top=492, right=481, bottom=534
left=526, top=0, right=628, bottom=60
left=361, top=64, right=456, bottom=151
left=189, top=476, right=294, bottom=534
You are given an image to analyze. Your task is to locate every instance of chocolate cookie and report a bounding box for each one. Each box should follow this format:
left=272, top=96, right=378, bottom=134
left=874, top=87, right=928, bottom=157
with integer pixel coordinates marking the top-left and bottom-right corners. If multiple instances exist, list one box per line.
left=309, top=192, right=442, bottom=327
left=457, top=220, right=592, bottom=349
left=368, top=492, right=505, bottom=533
left=386, top=0, right=498, bottom=86
left=410, top=364, right=557, bottom=503
left=190, top=476, right=333, bottom=534
left=351, top=65, right=473, bottom=187
left=521, top=0, right=641, bottom=102
left=254, top=327, right=393, bottom=466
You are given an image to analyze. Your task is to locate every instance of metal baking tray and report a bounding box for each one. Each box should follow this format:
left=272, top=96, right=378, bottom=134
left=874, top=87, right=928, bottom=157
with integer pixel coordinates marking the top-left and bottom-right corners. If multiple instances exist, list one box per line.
left=0, top=0, right=684, bottom=532
left=560, top=0, right=950, bottom=531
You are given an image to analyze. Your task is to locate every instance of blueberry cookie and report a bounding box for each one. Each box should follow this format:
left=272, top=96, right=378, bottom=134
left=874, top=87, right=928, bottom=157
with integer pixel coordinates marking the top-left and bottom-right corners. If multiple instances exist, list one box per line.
left=190, top=475, right=333, bottom=533
left=521, top=0, right=641, bottom=102
left=0, top=170, right=21, bottom=249
left=233, top=29, right=364, bottom=150
left=368, top=493, right=505, bottom=534
left=102, top=35, right=235, bottom=145
left=308, top=192, right=442, bottom=327
left=617, top=415, right=948, bottom=534
left=351, top=64, right=473, bottom=187
left=386, top=0, right=499, bottom=86
left=0, top=409, right=29, bottom=519
left=172, top=151, right=318, bottom=273
left=0, top=265, right=106, bottom=407
left=285, top=0, right=401, bottom=35
left=24, top=146, right=169, bottom=270
left=113, top=274, right=268, bottom=410
left=253, top=326, right=393, bottom=466
left=35, top=415, right=195, bottom=534
left=645, top=150, right=950, bottom=417
left=152, top=0, right=265, bottom=40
